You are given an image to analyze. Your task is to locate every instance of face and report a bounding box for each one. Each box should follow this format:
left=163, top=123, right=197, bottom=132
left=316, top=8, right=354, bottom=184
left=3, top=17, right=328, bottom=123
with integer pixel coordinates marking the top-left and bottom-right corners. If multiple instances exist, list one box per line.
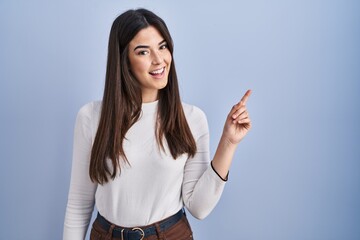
left=128, top=26, right=172, bottom=103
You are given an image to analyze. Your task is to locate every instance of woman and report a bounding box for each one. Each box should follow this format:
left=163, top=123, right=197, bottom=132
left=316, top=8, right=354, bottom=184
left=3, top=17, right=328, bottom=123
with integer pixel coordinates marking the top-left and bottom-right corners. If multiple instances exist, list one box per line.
left=63, top=8, right=252, bottom=240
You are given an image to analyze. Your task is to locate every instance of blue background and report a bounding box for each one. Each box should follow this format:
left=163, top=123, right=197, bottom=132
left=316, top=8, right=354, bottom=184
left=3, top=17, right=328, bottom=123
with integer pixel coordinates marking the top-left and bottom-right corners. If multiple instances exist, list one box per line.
left=1, top=0, right=359, bottom=239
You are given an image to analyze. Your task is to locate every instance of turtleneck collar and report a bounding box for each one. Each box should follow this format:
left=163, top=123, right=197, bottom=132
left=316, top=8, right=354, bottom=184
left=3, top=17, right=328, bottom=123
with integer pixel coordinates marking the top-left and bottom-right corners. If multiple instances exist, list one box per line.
left=141, top=100, right=159, bottom=115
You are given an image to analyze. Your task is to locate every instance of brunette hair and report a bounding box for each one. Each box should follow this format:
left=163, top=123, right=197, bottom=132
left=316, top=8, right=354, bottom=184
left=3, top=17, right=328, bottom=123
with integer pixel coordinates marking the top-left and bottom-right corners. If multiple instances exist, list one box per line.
left=89, top=9, right=196, bottom=184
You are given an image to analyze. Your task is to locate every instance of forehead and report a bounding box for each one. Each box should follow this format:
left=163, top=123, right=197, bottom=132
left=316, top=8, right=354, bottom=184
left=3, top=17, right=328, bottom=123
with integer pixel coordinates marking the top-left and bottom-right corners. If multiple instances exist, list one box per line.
left=129, top=26, right=164, bottom=47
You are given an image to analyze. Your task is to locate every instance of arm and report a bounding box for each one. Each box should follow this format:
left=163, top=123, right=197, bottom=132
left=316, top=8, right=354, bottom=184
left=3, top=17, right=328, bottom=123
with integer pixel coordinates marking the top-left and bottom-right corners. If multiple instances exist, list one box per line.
left=212, top=89, right=252, bottom=179
left=63, top=104, right=98, bottom=240
left=182, top=90, right=252, bottom=219
left=182, top=107, right=226, bottom=220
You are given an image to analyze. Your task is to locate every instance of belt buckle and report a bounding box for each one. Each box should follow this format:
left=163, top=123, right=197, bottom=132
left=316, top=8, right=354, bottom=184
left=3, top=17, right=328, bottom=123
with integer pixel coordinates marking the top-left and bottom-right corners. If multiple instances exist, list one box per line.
left=132, top=227, right=145, bottom=240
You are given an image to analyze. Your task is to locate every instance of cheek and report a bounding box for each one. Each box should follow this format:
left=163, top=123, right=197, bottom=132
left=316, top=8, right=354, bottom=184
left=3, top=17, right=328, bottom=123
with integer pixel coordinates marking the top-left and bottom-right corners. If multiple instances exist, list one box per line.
left=130, top=59, right=149, bottom=76
left=166, top=52, right=172, bottom=64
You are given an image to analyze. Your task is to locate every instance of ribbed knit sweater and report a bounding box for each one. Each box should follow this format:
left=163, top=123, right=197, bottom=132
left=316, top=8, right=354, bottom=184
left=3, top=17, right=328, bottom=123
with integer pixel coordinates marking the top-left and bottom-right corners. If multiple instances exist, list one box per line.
left=63, top=100, right=226, bottom=239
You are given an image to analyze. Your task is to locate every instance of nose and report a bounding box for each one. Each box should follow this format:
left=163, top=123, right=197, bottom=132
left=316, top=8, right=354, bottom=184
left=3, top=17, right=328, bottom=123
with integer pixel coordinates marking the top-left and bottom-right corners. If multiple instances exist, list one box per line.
left=151, top=50, right=163, bottom=65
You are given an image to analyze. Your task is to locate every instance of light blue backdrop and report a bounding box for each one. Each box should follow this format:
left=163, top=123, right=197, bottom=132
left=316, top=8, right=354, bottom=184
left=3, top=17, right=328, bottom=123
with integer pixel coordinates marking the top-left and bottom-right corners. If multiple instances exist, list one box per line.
left=1, top=0, right=359, bottom=239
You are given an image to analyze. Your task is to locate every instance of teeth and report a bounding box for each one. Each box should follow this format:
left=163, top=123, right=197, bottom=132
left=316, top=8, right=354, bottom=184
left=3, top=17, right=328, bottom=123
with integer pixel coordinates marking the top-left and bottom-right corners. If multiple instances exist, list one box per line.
left=150, top=67, right=164, bottom=74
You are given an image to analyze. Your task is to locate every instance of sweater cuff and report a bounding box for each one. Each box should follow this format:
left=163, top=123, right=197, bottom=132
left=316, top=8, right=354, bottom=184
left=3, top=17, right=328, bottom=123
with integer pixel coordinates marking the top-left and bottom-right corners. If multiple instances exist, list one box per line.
left=210, top=161, right=229, bottom=182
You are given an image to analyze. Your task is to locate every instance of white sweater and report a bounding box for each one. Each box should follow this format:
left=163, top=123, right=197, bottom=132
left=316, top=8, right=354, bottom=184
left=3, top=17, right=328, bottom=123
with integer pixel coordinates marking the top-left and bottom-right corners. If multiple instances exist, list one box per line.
left=63, top=100, right=226, bottom=240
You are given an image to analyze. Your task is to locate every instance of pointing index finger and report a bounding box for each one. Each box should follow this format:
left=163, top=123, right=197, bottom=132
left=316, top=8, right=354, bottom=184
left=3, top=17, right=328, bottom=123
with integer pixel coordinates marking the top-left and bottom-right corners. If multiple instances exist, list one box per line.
left=239, top=89, right=252, bottom=105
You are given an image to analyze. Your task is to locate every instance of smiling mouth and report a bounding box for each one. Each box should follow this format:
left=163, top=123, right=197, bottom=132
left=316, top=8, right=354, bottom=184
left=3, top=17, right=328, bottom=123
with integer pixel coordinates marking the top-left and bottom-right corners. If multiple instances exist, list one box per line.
left=149, top=67, right=165, bottom=76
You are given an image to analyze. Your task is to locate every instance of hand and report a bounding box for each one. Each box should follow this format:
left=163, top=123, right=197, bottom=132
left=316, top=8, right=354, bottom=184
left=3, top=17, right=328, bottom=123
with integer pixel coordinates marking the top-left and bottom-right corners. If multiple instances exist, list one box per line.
left=222, top=89, right=252, bottom=145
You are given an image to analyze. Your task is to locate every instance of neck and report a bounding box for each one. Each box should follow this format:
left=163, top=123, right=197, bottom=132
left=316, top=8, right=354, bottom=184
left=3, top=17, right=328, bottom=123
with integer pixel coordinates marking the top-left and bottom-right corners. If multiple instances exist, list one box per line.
left=142, top=90, right=159, bottom=103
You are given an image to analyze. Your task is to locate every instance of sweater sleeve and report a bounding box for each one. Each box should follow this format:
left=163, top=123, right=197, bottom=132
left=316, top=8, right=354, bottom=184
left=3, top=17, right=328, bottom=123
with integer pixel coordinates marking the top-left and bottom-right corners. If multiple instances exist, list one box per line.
left=182, top=107, right=227, bottom=220
left=63, top=104, right=97, bottom=240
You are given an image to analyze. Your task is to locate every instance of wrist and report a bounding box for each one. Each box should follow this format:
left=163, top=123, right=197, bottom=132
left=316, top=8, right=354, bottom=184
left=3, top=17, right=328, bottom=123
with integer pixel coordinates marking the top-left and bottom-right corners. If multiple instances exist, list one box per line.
left=220, top=135, right=239, bottom=149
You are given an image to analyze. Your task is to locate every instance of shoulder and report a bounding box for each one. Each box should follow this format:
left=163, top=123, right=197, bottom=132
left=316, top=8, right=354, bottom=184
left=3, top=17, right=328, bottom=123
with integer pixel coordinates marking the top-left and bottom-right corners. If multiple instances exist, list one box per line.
left=74, top=101, right=102, bottom=142
left=182, top=102, right=209, bottom=135
left=77, top=100, right=102, bottom=119
left=182, top=102, right=207, bottom=120
left=75, top=101, right=102, bottom=132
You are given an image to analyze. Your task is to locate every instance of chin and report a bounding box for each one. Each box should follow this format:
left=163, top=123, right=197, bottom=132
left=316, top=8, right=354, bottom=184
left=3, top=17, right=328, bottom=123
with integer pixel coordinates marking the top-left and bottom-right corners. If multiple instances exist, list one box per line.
left=158, top=82, right=168, bottom=90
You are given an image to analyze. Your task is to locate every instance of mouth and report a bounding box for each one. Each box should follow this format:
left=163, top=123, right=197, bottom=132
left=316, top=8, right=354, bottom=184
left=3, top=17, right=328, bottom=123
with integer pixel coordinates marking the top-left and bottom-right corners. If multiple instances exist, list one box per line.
left=149, top=67, right=165, bottom=76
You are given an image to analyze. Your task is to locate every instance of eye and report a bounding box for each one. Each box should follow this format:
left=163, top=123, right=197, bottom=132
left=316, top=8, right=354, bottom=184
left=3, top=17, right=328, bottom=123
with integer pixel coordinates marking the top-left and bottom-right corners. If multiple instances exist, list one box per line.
left=137, top=50, right=149, bottom=56
left=159, top=44, right=168, bottom=50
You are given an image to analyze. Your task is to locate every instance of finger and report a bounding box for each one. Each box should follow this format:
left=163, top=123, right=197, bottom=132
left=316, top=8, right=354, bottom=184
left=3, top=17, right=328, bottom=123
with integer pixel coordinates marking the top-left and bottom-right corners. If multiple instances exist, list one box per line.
left=229, top=89, right=251, bottom=116
left=237, top=118, right=251, bottom=124
left=236, top=117, right=251, bottom=125
left=242, top=122, right=252, bottom=130
left=231, top=106, right=247, bottom=119
left=238, top=112, right=249, bottom=120
left=232, top=110, right=248, bottom=123
left=229, top=103, right=242, bottom=117
left=239, top=89, right=252, bottom=106
left=232, top=112, right=249, bottom=123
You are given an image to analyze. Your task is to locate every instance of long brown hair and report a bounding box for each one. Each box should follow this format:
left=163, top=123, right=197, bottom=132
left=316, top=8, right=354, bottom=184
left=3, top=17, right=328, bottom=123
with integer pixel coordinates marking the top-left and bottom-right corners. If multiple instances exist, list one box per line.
left=89, top=9, right=196, bottom=184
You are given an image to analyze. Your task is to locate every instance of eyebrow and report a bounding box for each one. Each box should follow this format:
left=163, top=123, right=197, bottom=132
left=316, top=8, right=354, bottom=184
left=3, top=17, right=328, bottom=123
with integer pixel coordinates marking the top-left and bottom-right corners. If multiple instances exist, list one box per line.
left=133, top=39, right=167, bottom=51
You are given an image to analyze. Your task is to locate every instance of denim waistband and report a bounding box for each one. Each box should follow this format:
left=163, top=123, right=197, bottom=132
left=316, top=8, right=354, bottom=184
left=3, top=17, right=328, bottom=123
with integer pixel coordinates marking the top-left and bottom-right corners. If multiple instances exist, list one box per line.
left=96, top=208, right=185, bottom=240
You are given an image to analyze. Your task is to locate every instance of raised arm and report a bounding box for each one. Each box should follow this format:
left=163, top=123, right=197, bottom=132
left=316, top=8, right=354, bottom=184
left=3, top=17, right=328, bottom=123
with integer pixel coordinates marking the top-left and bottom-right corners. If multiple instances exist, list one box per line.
left=211, top=90, right=252, bottom=179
